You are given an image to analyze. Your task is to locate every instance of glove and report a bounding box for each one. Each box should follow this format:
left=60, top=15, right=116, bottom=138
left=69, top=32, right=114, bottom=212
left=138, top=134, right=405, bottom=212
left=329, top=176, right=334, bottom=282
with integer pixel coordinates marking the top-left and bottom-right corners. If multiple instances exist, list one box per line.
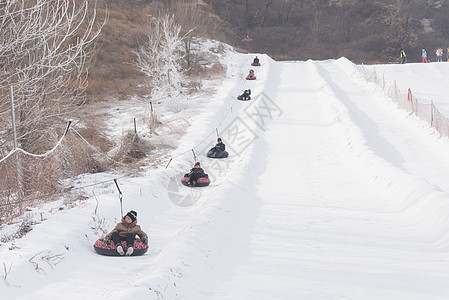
left=142, top=237, right=148, bottom=245
left=103, top=236, right=111, bottom=244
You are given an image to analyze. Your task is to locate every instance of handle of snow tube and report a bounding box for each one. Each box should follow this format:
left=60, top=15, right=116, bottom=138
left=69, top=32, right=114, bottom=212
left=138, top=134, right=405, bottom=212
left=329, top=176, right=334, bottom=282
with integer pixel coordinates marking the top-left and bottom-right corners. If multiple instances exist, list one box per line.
left=114, top=179, right=123, bottom=217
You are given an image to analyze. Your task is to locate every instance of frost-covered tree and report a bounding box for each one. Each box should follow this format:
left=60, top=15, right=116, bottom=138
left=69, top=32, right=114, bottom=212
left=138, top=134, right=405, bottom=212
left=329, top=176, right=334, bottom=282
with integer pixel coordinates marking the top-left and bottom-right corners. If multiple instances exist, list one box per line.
left=135, top=14, right=186, bottom=102
left=0, top=0, right=104, bottom=152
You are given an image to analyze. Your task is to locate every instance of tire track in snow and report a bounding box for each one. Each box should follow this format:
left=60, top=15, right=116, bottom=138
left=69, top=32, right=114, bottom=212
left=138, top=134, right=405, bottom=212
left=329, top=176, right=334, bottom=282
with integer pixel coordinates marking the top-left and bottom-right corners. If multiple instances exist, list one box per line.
left=208, top=60, right=449, bottom=299
left=328, top=59, right=449, bottom=194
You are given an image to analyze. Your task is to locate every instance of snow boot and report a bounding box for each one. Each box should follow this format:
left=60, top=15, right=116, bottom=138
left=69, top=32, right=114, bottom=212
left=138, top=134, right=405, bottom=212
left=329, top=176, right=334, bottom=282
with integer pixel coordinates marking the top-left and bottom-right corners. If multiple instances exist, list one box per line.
left=125, top=247, right=134, bottom=256
left=116, top=245, right=125, bottom=255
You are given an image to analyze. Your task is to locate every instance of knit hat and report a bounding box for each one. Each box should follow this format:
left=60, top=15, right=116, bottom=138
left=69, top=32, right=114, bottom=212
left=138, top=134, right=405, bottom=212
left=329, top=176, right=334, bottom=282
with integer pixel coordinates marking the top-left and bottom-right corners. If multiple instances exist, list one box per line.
left=126, top=210, right=137, bottom=222
left=217, top=138, right=222, bottom=142
left=195, top=162, right=200, bottom=167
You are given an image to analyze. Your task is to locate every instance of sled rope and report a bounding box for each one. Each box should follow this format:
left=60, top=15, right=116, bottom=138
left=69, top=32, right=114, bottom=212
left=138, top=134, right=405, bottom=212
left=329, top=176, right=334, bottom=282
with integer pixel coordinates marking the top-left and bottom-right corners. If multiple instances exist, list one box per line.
left=165, top=158, right=173, bottom=169
left=0, top=121, right=72, bottom=163
left=71, top=128, right=126, bottom=166
left=114, top=179, right=124, bottom=218
left=164, top=59, right=255, bottom=168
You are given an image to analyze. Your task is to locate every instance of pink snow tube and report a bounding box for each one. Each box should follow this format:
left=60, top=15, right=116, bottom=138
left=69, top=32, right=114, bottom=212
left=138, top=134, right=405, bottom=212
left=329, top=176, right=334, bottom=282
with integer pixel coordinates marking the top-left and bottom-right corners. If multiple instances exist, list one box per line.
left=181, top=175, right=211, bottom=187
left=93, top=237, right=149, bottom=256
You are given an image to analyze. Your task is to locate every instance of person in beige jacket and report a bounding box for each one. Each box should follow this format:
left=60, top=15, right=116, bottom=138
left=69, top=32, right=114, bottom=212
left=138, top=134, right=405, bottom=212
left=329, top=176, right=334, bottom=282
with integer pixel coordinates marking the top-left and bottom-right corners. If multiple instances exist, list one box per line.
left=105, top=210, right=148, bottom=256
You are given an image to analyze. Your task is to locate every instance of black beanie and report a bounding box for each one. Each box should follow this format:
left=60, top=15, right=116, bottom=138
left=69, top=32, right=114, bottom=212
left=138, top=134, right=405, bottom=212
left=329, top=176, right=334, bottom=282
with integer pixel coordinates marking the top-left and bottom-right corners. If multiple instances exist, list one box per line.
left=126, top=210, right=137, bottom=222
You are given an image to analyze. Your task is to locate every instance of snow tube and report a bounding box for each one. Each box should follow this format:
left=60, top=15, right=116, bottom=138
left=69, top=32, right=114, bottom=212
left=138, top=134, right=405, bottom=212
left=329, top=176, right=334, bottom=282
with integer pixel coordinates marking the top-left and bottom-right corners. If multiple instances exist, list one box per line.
left=93, top=237, right=149, bottom=256
left=246, top=76, right=256, bottom=80
left=251, top=62, right=261, bottom=66
left=237, top=95, right=251, bottom=101
left=207, top=150, right=229, bottom=158
left=181, top=175, right=211, bottom=187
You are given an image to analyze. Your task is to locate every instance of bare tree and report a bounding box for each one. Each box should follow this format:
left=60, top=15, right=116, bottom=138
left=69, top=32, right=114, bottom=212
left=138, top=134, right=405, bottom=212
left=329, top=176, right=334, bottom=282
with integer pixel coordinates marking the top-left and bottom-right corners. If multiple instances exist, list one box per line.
left=381, top=0, right=422, bottom=53
left=271, top=0, right=297, bottom=27
left=0, top=0, right=105, bottom=153
left=169, top=1, right=218, bottom=70
left=433, top=3, right=449, bottom=37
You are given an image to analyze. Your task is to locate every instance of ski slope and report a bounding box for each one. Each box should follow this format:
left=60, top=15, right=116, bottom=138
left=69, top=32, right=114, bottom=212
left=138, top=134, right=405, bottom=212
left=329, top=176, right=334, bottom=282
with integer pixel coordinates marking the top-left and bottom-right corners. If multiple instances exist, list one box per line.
left=3, top=50, right=449, bottom=299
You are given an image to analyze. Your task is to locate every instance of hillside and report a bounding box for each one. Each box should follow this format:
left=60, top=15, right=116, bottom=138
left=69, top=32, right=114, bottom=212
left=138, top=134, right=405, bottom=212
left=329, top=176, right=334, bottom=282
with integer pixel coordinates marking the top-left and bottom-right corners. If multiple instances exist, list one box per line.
left=3, top=49, right=449, bottom=298
left=88, top=0, right=449, bottom=99
left=203, top=0, right=449, bottom=63
left=87, top=0, right=230, bottom=99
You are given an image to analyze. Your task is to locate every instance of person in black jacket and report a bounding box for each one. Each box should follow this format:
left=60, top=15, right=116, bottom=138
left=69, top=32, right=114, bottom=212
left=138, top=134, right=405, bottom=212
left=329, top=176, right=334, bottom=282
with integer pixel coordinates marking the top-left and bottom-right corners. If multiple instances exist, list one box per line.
left=240, top=89, right=251, bottom=100
left=209, top=138, right=226, bottom=155
left=253, top=56, right=260, bottom=65
left=186, top=162, right=207, bottom=186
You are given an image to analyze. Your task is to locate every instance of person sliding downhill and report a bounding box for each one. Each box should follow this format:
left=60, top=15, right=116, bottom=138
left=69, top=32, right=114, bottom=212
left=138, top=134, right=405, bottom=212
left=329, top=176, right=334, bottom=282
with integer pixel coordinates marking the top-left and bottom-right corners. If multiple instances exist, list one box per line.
left=240, top=89, right=251, bottom=100
left=253, top=56, right=260, bottom=66
left=186, top=162, right=208, bottom=186
left=104, top=210, right=148, bottom=256
left=209, top=138, right=226, bottom=155
left=246, top=69, right=256, bottom=80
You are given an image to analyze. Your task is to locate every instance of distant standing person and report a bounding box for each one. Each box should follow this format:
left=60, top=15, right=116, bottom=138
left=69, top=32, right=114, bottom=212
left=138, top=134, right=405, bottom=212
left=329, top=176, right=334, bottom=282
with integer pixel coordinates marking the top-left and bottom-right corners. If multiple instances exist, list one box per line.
left=422, top=49, right=428, bottom=63
left=436, top=48, right=443, bottom=62
left=400, top=49, right=406, bottom=64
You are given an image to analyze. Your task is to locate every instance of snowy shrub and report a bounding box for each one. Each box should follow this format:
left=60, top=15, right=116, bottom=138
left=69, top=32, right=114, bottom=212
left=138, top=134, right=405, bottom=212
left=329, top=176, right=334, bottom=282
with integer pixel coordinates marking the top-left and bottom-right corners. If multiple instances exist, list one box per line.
left=135, top=14, right=187, bottom=108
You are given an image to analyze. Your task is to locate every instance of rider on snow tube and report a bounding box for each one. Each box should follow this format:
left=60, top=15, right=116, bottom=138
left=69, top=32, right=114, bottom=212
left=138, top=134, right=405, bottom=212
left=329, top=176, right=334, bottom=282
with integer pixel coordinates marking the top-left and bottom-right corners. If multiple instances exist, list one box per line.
left=94, top=210, right=149, bottom=256
left=182, top=162, right=210, bottom=187
left=237, top=89, right=251, bottom=100
left=207, top=138, right=229, bottom=158
left=251, top=56, right=260, bottom=66
left=246, top=69, right=256, bottom=80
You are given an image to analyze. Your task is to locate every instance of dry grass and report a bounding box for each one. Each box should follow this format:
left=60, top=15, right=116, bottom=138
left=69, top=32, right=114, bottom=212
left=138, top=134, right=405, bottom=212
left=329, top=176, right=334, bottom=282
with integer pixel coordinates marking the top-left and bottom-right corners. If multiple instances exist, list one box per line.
left=0, top=1, right=230, bottom=226
left=75, top=118, right=114, bottom=153
left=86, top=2, right=150, bottom=99
left=114, top=132, right=154, bottom=164
left=86, top=1, right=229, bottom=100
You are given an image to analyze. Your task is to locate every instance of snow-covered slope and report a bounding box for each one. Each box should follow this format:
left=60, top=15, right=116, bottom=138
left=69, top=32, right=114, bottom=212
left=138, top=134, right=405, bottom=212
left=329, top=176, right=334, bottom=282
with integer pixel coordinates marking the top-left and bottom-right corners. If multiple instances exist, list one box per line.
left=365, top=62, right=449, bottom=113
left=3, top=52, right=449, bottom=299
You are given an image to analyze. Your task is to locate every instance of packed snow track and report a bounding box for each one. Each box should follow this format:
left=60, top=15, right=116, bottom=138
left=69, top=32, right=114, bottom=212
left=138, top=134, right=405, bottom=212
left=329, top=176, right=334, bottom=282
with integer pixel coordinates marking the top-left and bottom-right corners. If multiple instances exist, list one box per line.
left=3, top=53, right=449, bottom=300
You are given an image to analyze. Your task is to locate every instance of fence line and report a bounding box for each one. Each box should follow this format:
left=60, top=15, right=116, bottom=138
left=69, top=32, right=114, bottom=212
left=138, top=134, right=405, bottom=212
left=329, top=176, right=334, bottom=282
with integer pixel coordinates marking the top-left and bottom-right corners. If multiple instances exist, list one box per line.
left=0, top=121, right=126, bottom=224
left=362, top=67, right=449, bottom=138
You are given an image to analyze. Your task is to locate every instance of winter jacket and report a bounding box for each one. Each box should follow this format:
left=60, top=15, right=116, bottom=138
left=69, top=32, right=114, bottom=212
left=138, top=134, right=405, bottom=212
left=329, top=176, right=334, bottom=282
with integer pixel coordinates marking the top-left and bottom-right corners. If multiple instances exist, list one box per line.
left=105, top=217, right=148, bottom=243
left=188, top=167, right=207, bottom=178
left=422, top=51, right=427, bottom=58
left=242, top=89, right=251, bottom=97
left=215, top=142, right=226, bottom=151
left=400, top=50, right=406, bottom=58
left=254, top=57, right=259, bottom=64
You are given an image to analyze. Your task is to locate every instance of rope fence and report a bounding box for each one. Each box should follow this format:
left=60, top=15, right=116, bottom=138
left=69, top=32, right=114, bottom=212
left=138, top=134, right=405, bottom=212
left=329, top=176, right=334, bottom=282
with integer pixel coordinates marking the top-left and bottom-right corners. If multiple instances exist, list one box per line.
left=362, top=66, right=449, bottom=138
left=0, top=60, right=254, bottom=224
left=164, top=72, right=249, bottom=168
left=0, top=122, right=120, bottom=224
